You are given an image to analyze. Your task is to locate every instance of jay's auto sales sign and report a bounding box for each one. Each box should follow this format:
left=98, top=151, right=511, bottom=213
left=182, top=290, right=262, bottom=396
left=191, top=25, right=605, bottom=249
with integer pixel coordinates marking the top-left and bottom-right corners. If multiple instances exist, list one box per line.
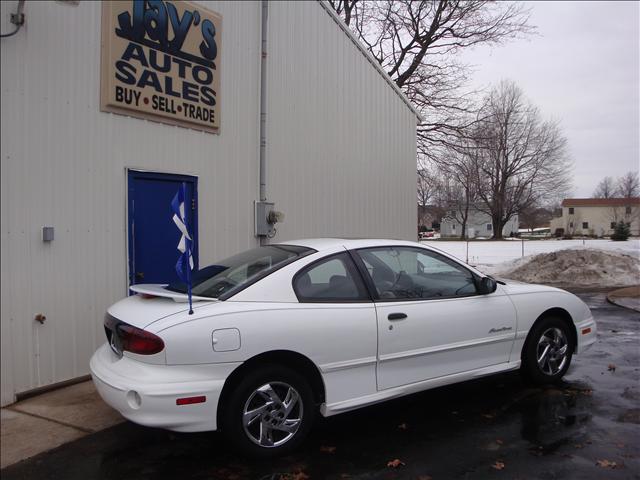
left=101, top=1, right=221, bottom=133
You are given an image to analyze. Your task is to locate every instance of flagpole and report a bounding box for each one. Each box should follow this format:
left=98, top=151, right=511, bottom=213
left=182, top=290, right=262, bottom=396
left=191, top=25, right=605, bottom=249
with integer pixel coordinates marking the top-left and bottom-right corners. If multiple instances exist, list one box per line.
left=172, top=182, right=195, bottom=315
left=186, top=248, right=193, bottom=315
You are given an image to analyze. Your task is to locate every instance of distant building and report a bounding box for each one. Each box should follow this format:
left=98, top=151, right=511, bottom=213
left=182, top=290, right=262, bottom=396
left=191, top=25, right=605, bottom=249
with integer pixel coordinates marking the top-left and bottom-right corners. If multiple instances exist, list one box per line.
left=549, top=198, right=640, bottom=237
left=440, top=207, right=519, bottom=238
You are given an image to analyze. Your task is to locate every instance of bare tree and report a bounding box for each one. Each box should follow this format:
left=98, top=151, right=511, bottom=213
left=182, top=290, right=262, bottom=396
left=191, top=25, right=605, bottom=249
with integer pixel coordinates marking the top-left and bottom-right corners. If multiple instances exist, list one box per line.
left=519, top=206, right=553, bottom=232
left=417, top=168, right=437, bottom=228
left=417, top=168, right=436, bottom=207
left=328, top=1, right=533, bottom=163
left=432, top=143, right=480, bottom=239
left=470, top=80, right=571, bottom=239
left=616, top=171, right=640, bottom=198
left=593, top=176, right=617, bottom=198
left=327, top=0, right=359, bottom=26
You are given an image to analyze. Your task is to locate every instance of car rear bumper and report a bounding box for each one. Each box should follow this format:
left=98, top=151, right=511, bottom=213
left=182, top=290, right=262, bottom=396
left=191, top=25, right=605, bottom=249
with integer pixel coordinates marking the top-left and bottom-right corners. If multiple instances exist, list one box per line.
left=575, top=315, right=597, bottom=354
left=90, top=343, right=240, bottom=432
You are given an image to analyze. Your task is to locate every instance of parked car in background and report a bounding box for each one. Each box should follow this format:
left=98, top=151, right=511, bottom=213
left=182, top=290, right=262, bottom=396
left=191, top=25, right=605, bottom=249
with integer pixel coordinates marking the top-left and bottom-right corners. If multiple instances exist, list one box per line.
left=91, top=238, right=597, bottom=456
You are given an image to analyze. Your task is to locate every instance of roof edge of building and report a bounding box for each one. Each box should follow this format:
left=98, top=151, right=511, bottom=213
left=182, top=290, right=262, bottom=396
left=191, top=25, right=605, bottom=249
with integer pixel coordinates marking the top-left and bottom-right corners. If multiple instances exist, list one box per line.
left=562, top=197, right=640, bottom=207
left=316, top=0, right=424, bottom=123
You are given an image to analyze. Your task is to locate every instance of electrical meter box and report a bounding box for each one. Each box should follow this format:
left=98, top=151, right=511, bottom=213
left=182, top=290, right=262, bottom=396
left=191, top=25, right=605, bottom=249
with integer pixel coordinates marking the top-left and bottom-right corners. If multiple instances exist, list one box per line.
left=255, top=201, right=275, bottom=237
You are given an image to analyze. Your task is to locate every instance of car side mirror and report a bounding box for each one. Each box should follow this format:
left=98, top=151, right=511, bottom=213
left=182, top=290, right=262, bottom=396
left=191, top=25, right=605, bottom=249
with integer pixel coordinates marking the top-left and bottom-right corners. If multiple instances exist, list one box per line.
left=478, top=277, right=497, bottom=295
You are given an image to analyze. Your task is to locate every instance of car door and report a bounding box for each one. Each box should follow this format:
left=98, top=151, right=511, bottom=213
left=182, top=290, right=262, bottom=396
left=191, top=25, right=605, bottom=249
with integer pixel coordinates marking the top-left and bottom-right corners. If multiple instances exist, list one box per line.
left=291, top=251, right=379, bottom=404
left=353, top=246, right=517, bottom=391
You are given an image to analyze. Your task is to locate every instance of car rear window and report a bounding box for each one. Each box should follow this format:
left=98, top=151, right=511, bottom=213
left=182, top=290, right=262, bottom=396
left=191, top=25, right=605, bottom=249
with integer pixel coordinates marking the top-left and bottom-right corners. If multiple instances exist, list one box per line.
left=166, top=244, right=314, bottom=299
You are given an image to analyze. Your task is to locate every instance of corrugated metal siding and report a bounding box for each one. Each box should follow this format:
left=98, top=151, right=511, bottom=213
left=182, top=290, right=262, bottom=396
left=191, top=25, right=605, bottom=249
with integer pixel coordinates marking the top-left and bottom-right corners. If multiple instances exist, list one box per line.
left=266, top=1, right=417, bottom=241
left=0, top=0, right=262, bottom=405
left=0, top=0, right=417, bottom=406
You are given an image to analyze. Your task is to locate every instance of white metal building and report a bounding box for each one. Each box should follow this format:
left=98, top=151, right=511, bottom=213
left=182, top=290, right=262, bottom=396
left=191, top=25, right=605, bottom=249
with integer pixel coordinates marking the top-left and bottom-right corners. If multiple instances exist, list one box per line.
left=440, top=207, right=519, bottom=239
left=0, top=0, right=419, bottom=406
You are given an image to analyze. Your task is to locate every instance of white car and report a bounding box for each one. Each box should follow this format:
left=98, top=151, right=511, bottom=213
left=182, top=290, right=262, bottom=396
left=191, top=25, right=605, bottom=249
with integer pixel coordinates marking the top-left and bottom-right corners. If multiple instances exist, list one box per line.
left=90, top=238, right=597, bottom=456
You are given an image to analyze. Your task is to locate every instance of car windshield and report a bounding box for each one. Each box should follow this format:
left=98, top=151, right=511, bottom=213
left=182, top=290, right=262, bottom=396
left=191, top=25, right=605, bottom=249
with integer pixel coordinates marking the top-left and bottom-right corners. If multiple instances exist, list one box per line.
left=166, top=244, right=314, bottom=299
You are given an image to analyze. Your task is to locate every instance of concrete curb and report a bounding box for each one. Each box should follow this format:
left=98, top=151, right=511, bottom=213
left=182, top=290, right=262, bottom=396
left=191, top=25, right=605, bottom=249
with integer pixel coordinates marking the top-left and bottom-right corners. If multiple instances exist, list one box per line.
left=606, top=286, right=640, bottom=313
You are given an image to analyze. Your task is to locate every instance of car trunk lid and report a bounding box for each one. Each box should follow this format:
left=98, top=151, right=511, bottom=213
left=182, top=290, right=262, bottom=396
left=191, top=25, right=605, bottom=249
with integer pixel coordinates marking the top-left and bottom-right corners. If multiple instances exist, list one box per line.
left=107, top=284, right=217, bottom=331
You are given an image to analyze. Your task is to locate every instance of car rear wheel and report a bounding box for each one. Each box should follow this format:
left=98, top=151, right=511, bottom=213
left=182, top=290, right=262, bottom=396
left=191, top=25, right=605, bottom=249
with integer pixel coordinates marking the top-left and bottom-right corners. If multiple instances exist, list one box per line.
left=221, top=365, right=315, bottom=457
left=522, top=316, right=574, bottom=384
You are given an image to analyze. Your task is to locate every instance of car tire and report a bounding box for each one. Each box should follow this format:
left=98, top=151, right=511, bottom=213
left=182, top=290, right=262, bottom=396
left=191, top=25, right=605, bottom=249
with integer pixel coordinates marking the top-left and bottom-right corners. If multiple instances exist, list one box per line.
left=221, top=364, right=315, bottom=457
left=522, top=316, right=575, bottom=385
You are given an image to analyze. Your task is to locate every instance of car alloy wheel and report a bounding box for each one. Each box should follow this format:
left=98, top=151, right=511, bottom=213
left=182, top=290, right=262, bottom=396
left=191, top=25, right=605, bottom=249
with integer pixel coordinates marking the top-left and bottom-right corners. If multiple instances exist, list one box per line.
left=522, top=316, right=574, bottom=385
left=242, top=381, right=303, bottom=447
left=536, top=327, right=569, bottom=376
left=222, top=365, right=315, bottom=457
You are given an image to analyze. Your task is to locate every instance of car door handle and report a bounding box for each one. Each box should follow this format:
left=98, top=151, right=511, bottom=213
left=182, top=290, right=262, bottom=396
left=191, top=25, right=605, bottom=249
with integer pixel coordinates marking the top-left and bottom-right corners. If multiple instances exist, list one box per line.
left=388, top=313, right=407, bottom=321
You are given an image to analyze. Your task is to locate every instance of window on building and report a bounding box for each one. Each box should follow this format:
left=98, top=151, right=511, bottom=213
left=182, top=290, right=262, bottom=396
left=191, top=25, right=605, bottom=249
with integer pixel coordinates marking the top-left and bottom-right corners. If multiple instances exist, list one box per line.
left=611, top=222, right=616, bottom=229
left=293, top=253, right=368, bottom=302
left=568, top=207, right=574, bottom=214
left=569, top=222, right=574, bottom=228
left=452, top=224, right=456, bottom=231
left=582, top=222, right=589, bottom=229
left=486, top=223, right=492, bottom=231
left=626, top=206, right=632, bottom=214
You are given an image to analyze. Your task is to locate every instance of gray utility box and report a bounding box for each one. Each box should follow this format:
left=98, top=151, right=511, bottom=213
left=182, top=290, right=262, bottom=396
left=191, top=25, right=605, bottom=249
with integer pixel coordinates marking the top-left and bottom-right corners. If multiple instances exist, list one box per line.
left=255, top=201, right=275, bottom=237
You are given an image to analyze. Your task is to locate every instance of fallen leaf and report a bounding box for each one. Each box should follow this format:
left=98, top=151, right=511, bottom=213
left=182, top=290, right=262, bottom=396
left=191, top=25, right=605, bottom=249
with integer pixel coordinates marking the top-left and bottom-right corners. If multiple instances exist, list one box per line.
left=491, top=461, right=505, bottom=470
left=573, top=443, right=583, bottom=449
left=320, top=445, right=337, bottom=454
left=417, top=476, right=433, bottom=480
left=596, top=459, right=620, bottom=469
left=495, top=439, right=504, bottom=445
left=615, top=442, right=625, bottom=448
left=340, top=475, right=351, bottom=479
left=529, top=446, right=544, bottom=457
left=397, top=423, right=408, bottom=430
left=608, top=364, right=617, bottom=372
left=290, top=472, right=310, bottom=480
left=387, top=459, right=405, bottom=468
left=482, top=413, right=495, bottom=419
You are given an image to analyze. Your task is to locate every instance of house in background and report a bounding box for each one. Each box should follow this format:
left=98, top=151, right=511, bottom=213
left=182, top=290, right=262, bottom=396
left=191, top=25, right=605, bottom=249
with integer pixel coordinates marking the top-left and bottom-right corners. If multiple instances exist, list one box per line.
left=549, top=198, right=640, bottom=237
left=440, top=206, right=519, bottom=238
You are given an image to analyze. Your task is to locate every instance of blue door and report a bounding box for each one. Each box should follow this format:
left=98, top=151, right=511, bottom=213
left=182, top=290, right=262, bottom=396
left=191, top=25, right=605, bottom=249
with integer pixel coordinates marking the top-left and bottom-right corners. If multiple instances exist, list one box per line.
left=127, top=171, right=199, bottom=287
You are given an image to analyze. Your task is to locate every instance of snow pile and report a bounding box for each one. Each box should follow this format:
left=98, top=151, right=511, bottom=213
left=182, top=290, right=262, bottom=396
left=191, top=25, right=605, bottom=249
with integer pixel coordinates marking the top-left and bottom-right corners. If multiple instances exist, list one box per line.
left=494, top=248, right=639, bottom=287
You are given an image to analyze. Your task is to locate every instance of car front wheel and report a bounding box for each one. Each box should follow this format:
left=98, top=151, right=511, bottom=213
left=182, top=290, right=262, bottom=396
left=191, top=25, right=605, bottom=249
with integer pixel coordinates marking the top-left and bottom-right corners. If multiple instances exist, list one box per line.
left=222, top=365, right=315, bottom=457
left=522, top=316, right=575, bottom=384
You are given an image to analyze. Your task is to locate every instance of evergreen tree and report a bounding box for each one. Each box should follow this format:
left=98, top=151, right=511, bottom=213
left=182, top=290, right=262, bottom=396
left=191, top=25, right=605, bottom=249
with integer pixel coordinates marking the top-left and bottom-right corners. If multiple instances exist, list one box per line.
left=611, top=221, right=631, bottom=241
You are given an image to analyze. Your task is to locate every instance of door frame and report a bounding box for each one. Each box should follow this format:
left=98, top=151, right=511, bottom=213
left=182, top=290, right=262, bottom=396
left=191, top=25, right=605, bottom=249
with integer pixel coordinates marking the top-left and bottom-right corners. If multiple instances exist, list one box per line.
left=126, top=169, right=199, bottom=291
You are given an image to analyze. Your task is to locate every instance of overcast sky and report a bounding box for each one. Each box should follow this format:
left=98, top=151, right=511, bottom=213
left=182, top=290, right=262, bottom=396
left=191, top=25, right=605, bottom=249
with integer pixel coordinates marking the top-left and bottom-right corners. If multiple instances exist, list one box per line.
left=460, top=1, right=639, bottom=198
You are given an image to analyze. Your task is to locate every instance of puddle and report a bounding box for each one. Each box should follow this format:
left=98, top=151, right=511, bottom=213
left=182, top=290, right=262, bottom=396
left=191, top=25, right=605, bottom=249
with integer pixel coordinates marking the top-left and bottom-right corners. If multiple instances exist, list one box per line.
left=505, top=384, right=593, bottom=455
left=618, top=408, right=640, bottom=424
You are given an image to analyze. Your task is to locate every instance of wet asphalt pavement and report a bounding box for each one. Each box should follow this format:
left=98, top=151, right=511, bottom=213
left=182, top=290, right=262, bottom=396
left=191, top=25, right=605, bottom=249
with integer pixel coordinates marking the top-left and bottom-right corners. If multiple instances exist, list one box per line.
left=3, top=292, right=639, bottom=480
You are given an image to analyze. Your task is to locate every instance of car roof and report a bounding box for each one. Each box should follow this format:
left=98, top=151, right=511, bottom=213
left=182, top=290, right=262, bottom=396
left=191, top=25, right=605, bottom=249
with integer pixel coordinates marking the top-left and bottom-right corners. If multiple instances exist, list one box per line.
left=278, top=238, right=425, bottom=251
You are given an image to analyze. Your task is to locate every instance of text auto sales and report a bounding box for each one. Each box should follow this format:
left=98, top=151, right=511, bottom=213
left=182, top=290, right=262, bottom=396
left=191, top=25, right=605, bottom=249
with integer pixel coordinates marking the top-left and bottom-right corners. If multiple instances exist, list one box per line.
left=112, top=1, right=218, bottom=125
left=115, top=43, right=216, bottom=123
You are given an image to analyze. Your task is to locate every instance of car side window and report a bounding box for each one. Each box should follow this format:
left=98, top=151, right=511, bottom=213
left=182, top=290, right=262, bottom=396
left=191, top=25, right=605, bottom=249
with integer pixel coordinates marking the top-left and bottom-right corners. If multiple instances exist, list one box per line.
left=293, top=253, right=370, bottom=302
left=357, top=247, right=477, bottom=300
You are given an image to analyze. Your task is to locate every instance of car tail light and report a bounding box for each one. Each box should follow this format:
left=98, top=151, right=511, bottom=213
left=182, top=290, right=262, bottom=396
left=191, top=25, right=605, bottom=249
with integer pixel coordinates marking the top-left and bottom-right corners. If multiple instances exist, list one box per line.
left=117, top=324, right=165, bottom=355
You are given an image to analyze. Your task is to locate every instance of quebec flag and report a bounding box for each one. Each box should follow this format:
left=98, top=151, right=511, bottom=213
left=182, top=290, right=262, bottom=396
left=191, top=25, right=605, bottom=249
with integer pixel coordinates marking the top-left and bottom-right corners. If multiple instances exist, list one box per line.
left=171, top=183, right=194, bottom=314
